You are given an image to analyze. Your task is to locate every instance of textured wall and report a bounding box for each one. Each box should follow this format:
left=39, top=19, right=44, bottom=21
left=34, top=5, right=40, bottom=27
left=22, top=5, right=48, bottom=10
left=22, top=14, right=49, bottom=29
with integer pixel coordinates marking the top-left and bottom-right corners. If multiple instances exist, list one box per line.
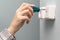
left=0, top=0, right=40, bottom=40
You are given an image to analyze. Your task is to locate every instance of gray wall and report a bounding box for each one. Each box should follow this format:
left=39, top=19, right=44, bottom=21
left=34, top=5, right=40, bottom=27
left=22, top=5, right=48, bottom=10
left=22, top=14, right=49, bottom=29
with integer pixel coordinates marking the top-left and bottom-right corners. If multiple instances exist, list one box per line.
left=40, top=0, right=60, bottom=40
left=0, top=0, right=40, bottom=40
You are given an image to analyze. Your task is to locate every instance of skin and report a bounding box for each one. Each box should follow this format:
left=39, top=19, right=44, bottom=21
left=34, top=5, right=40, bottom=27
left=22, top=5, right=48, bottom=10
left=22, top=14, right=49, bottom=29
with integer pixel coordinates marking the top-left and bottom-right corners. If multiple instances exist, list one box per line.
left=7, top=3, right=34, bottom=35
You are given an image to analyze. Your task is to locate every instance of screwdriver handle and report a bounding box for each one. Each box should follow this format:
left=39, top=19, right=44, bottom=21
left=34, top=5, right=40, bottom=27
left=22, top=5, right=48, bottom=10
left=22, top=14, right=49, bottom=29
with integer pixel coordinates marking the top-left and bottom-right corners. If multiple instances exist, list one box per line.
left=32, top=6, right=40, bottom=12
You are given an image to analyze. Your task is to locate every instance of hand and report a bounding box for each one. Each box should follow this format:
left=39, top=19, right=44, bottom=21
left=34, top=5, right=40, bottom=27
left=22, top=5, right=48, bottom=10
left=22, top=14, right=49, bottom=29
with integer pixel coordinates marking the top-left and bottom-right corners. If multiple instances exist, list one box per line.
left=8, top=3, right=34, bottom=35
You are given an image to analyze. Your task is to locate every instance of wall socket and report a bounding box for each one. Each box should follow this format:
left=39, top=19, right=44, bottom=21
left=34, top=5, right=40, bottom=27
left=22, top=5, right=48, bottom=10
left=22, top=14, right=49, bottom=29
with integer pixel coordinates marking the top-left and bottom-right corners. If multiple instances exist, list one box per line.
left=39, top=5, right=56, bottom=20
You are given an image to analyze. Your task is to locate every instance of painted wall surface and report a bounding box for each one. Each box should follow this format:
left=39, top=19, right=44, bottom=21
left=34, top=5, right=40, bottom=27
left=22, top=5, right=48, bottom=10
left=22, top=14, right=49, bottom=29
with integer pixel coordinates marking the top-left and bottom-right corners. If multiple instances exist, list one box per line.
left=0, top=0, right=40, bottom=40
left=40, top=0, right=60, bottom=40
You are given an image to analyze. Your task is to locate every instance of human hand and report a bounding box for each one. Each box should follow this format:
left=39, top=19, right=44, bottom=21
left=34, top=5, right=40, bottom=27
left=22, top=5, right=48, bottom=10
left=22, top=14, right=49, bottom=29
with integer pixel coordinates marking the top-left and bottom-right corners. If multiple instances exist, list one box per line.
left=8, top=3, right=34, bottom=35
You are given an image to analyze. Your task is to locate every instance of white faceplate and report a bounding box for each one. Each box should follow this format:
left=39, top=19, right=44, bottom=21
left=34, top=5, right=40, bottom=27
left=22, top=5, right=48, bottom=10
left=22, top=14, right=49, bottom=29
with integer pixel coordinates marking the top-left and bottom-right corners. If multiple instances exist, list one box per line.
left=39, top=5, right=56, bottom=20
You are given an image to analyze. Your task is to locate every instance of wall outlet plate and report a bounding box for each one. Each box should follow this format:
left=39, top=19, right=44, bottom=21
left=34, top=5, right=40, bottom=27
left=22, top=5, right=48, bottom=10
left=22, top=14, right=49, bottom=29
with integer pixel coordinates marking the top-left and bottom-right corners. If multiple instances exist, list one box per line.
left=39, top=5, right=56, bottom=20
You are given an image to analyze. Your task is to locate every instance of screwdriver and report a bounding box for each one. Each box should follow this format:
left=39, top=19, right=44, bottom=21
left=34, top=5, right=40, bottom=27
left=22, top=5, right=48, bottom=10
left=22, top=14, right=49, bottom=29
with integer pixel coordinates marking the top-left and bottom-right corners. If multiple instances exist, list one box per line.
left=32, top=6, right=40, bottom=12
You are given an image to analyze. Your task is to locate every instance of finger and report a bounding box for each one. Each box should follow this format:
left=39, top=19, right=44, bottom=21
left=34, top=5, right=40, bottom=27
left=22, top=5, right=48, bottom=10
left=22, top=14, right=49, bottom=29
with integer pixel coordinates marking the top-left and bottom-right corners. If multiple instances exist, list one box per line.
left=17, top=9, right=32, bottom=18
left=19, top=5, right=34, bottom=16
left=17, top=15, right=30, bottom=24
left=24, top=11, right=32, bottom=18
left=17, top=4, right=29, bottom=12
left=21, top=3, right=35, bottom=7
left=16, top=3, right=27, bottom=12
left=21, top=9, right=32, bottom=18
left=18, top=3, right=35, bottom=11
left=18, top=3, right=27, bottom=9
left=28, top=7, right=34, bottom=15
left=19, top=5, right=29, bottom=11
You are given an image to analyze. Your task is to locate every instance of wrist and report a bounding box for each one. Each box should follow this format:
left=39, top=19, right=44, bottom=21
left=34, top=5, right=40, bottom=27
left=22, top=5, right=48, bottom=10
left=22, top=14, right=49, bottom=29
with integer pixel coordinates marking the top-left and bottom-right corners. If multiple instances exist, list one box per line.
left=8, top=15, right=25, bottom=35
left=8, top=27, right=16, bottom=35
left=8, top=20, right=24, bottom=35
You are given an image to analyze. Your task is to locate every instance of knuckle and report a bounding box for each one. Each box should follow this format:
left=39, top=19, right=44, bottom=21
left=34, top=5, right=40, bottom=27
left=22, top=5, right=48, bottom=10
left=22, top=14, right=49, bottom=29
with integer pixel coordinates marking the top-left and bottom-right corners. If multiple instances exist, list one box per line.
left=27, top=9, right=30, bottom=12
left=29, top=7, right=33, bottom=12
left=22, top=3, right=26, bottom=4
left=22, top=3, right=27, bottom=5
left=26, top=9, right=30, bottom=12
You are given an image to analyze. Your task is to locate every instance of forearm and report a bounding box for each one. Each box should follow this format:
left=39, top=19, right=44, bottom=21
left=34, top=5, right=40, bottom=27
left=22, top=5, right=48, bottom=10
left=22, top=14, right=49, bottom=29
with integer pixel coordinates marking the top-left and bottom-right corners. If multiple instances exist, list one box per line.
left=8, top=16, right=24, bottom=35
